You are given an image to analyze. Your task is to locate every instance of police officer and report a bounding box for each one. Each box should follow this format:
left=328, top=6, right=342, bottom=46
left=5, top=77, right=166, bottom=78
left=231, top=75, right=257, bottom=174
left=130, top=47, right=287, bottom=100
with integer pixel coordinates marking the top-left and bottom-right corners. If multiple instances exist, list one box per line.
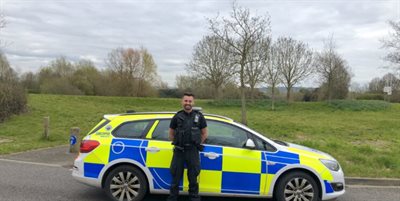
left=167, top=92, right=207, bottom=201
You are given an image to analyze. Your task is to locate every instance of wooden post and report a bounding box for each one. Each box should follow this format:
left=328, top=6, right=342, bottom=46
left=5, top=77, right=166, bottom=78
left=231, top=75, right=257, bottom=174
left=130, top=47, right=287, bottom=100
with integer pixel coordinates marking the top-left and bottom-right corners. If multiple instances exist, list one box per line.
left=43, top=117, right=50, bottom=140
left=69, top=127, right=81, bottom=153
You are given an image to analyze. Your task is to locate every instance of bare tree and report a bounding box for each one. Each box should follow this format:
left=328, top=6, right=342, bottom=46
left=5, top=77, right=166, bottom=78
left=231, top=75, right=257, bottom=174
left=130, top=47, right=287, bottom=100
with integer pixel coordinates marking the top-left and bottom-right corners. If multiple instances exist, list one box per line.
left=274, top=37, right=313, bottom=102
left=209, top=3, right=271, bottom=124
left=245, top=38, right=271, bottom=100
left=315, top=37, right=339, bottom=102
left=187, top=35, right=235, bottom=100
left=369, top=73, right=399, bottom=93
left=327, top=60, right=351, bottom=100
left=368, top=77, right=383, bottom=93
left=0, top=14, right=6, bottom=48
left=176, top=75, right=215, bottom=99
left=382, top=21, right=400, bottom=70
left=106, top=47, right=158, bottom=97
left=315, top=37, right=352, bottom=101
left=137, top=48, right=158, bottom=97
left=264, top=41, right=281, bottom=110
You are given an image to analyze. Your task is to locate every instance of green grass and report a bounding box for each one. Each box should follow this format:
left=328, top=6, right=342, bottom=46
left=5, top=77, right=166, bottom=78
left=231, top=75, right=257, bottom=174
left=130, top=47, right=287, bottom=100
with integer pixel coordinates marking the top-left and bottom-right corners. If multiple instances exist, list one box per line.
left=0, top=94, right=399, bottom=178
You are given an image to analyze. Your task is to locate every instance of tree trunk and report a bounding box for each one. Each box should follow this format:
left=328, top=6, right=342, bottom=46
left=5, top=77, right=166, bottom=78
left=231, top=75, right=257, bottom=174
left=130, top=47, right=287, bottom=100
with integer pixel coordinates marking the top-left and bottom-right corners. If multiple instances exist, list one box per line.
left=286, top=86, right=291, bottom=103
left=240, top=63, right=247, bottom=125
left=214, top=85, right=222, bottom=100
left=241, top=84, right=247, bottom=125
left=250, top=86, right=255, bottom=101
left=271, top=85, right=275, bottom=111
left=328, top=78, right=332, bottom=104
left=137, top=79, right=142, bottom=97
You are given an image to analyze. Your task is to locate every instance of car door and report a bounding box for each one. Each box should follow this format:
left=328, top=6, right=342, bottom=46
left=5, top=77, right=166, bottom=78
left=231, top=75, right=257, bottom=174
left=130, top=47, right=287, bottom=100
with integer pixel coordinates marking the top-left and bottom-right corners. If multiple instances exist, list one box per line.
left=144, top=119, right=178, bottom=191
left=200, top=120, right=266, bottom=195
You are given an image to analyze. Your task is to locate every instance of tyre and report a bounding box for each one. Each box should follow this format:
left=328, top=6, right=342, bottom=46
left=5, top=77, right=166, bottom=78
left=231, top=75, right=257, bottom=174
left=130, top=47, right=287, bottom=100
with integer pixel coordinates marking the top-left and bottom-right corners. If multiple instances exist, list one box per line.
left=104, top=165, right=148, bottom=201
left=275, top=171, right=320, bottom=201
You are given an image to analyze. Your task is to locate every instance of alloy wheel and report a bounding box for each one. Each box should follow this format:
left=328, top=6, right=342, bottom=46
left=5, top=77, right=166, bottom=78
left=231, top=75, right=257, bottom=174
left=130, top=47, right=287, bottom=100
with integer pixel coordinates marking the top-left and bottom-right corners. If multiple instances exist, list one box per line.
left=109, top=171, right=141, bottom=201
left=284, top=177, right=314, bottom=201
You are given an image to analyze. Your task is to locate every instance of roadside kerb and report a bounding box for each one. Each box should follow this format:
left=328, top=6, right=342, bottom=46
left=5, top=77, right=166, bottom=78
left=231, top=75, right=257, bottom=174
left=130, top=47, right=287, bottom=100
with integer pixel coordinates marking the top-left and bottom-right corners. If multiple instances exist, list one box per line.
left=345, top=177, right=400, bottom=187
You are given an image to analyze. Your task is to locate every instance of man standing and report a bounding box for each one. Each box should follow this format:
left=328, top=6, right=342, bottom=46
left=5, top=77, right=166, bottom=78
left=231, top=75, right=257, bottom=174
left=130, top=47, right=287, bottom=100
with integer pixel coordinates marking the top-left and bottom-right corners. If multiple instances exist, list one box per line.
left=167, top=92, right=208, bottom=201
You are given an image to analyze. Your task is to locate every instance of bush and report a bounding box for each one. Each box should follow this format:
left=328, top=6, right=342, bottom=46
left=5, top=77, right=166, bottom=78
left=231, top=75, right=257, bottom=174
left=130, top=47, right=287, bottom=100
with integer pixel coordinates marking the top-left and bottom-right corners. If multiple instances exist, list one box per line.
left=207, top=99, right=288, bottom=109
left=0, top=53, right=27, bottom=122
left=356, top=93, right=384, bottom=101
left=328, top=100, right=390, bottom=111
left=0, top=83, right=27, bottom=122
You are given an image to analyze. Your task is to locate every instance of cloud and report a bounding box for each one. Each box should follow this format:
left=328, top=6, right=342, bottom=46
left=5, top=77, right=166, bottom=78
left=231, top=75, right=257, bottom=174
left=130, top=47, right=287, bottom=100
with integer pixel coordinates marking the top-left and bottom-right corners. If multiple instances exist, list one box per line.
left=1, top=0, right=399, bottom=87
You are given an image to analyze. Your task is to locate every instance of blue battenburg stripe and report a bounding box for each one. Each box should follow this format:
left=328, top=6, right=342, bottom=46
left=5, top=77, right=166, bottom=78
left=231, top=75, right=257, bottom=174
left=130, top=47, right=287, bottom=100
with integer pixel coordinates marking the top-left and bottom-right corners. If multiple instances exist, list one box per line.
left=84, top=163, right=104, bottom=178
left=261, top=161, right=267, bottom=174
left=261, top=153, right=267, bottom=173
left=267, top=151, right=300, bottom=159
left=221, top=189, right=259, bottom=195
left=149, top=168, right=183, bottom=191
left=108, top=139, right=148, bottom=166
left=221, top=172, right=260, bottom=194
left=267, top=163, right=286, bottom=174
left=153, top=179, right=163, bottom=190
left=201, top=145, right=223, bottom=171
left=266, top=156, right=300, bottom=164
left=324, top=180, right=334, bottom=193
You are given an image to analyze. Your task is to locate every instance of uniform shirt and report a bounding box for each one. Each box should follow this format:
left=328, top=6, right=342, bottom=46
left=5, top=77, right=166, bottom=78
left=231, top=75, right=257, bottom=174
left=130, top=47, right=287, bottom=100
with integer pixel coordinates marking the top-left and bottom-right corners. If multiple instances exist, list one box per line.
left=170, top=110, right=207, bottom=135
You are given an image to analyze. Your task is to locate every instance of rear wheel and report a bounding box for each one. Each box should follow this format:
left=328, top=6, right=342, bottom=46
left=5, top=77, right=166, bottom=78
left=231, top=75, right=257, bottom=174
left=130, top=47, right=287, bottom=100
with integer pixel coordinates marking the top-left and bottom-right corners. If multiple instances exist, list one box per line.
left=104, top=165, right=148, bottom=201
left=275, top=171, right=320, bottom=201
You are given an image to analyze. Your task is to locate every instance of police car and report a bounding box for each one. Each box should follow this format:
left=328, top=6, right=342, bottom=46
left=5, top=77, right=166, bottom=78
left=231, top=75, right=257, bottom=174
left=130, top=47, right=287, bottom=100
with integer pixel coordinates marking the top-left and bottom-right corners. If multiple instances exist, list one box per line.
left=72, top=111, right=345, bottom=201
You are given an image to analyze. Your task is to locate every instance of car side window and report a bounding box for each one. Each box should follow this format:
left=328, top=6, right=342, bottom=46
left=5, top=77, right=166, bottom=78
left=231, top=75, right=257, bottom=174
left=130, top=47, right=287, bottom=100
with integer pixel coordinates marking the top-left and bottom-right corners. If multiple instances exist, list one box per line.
left=113, top=120, right=153, bottom=139
left=205, top=120, right=249, bottom=148
left=152, top=119, right=171, bottom=141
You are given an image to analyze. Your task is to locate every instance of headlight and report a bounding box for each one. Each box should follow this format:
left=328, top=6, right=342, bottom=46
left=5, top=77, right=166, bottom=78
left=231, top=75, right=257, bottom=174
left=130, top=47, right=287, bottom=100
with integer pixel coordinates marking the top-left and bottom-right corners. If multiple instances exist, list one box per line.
left=320, top=159, right=340, bottom=171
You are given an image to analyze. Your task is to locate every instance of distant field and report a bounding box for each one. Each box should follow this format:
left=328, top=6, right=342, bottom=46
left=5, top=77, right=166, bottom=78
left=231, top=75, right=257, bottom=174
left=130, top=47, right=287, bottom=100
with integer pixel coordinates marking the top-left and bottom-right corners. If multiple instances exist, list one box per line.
left=0, top=94, right=399, bottom=178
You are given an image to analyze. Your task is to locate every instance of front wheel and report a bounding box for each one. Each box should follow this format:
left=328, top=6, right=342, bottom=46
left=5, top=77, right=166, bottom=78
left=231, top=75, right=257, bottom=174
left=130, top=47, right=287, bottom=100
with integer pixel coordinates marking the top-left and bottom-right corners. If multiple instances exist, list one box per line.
left=275, top=171, right=320, bottom=201
left=104, top=165, right=148, bottom=201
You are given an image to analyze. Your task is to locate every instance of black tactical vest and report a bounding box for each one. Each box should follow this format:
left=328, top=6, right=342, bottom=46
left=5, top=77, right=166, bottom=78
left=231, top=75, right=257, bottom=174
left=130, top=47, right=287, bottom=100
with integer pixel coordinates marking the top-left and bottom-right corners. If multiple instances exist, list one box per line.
left=173, top=110, right=202, bottom=147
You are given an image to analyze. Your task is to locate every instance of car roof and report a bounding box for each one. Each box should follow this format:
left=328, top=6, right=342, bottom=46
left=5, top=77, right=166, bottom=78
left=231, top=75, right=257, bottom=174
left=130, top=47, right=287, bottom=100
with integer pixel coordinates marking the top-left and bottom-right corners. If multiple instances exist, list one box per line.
left=104, top=112, right=234, bottom=123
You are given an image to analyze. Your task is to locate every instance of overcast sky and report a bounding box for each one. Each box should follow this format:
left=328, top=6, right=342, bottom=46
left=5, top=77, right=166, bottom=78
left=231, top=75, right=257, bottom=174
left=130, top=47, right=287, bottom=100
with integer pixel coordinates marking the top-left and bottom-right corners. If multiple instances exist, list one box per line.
left=1, top=0, right=399, bottom=87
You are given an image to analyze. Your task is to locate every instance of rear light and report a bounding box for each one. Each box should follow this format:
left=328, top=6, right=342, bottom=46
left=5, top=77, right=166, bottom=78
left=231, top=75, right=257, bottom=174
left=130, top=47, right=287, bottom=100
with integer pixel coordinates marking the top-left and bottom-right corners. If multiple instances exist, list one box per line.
left=80, top=140, right=100, bottom=153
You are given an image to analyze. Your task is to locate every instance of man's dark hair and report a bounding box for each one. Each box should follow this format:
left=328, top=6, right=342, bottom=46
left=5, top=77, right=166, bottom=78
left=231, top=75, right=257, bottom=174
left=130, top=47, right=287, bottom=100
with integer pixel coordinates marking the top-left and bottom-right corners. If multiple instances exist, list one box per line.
left=183, top=92, right=195, bottom=98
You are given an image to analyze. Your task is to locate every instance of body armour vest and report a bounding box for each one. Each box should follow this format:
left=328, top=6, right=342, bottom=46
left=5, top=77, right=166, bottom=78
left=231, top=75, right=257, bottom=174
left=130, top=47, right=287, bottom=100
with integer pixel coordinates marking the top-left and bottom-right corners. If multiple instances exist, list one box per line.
left=173, top=110, right=202, bottom=147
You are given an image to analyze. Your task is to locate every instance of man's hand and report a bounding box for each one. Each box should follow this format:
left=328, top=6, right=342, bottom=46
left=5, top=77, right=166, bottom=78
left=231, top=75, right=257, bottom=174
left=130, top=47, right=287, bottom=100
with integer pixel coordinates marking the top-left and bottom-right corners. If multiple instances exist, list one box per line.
left=169, top=128, right=175, bottom=141
left=200, top=127, right=208, bottom=144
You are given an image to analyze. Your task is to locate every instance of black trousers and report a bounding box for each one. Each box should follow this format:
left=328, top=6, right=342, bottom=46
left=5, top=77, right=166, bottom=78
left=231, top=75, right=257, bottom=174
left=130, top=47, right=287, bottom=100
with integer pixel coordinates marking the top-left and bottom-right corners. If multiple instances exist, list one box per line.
left=167, top=146, right=201, bottom=201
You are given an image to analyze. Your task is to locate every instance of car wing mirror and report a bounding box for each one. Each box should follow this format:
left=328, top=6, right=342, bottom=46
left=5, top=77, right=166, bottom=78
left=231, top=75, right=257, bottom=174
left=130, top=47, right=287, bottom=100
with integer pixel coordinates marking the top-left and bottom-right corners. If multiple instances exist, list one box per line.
left=245, top=139, right=256, bottom=149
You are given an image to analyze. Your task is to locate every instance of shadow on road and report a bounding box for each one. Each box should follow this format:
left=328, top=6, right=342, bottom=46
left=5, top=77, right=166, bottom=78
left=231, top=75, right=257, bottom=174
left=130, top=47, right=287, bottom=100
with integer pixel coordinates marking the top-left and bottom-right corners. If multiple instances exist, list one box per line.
left=78, top=188, right=271, bottom=201
left=145, top=194, right=271, bottom=201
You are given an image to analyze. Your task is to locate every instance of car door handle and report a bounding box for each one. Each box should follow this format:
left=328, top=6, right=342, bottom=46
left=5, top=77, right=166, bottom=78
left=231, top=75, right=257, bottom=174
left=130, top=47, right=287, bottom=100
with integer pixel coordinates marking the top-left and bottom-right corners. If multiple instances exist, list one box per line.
left=145, top=147, right=160, bottom=153
left=204, top=152, right=219, bottom=160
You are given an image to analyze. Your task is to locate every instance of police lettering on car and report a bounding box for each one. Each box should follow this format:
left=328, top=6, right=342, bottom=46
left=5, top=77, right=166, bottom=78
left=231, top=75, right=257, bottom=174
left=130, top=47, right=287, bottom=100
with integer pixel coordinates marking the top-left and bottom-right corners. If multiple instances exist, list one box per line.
left=167, top=92, right=208, bottom=201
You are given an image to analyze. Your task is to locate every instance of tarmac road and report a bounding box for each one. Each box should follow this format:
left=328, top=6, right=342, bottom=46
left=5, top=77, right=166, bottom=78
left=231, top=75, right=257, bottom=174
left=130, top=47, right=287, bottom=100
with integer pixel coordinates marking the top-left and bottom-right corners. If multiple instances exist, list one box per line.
left=0, top=159, right=399, bottom=201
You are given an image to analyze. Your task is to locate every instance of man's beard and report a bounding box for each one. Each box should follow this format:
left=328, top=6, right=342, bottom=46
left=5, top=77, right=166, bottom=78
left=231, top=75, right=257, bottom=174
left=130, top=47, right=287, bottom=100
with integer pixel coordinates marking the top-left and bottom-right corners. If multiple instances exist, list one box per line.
left=184, top=104, right=192, bottom=110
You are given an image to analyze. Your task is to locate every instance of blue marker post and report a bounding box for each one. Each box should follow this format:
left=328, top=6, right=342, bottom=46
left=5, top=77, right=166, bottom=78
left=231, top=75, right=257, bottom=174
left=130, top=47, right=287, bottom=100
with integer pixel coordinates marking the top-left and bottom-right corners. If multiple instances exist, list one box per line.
left=69, top=127, right=81, bottom=153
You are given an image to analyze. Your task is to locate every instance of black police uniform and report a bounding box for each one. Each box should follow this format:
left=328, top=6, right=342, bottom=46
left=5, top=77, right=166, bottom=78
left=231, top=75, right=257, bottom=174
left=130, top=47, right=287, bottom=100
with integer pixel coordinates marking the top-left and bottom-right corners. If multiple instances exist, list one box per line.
left=167, top=110, right=207, bottom=201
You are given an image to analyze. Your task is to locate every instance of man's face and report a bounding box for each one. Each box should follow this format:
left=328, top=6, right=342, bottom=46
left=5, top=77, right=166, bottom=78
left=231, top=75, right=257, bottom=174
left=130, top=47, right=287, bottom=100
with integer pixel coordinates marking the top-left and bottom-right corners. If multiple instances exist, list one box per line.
left=181, top=95, right=194, bottom=111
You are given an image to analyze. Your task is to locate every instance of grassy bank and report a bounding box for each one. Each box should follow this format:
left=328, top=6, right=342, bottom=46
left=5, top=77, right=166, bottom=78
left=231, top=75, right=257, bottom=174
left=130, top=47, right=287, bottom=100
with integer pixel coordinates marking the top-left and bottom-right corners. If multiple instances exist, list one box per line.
left=0, top=94, right=399, bottom=178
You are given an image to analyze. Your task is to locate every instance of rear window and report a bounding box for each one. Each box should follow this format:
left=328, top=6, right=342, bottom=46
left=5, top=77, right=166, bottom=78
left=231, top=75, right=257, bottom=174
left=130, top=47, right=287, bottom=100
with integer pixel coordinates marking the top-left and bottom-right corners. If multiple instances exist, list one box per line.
left=112, top=120, right=153, bottom=139
left=89, top=119, right=111, bottom=134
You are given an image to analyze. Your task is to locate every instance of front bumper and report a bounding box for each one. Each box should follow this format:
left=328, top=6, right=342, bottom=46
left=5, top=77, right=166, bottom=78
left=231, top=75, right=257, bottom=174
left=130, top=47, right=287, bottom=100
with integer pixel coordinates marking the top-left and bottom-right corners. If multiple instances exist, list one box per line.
left=322, top=167, right=345, bottom=200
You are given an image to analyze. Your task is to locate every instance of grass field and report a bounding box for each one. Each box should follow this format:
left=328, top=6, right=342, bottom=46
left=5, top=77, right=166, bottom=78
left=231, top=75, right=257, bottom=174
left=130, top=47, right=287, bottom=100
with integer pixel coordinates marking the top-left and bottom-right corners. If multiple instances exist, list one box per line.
left=0, top=94, right=399, bottom=178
